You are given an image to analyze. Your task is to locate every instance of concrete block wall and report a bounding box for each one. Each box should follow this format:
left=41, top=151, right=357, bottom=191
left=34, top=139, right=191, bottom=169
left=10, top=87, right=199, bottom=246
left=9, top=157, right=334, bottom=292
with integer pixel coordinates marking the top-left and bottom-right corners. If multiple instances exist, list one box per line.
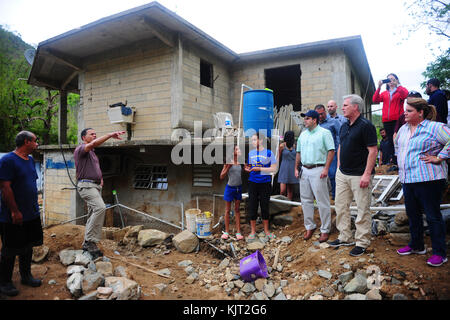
left=43, top=151, right=77, bottom=226
left=181, top=44, right=232, bottom=130
left=230, top=49, right=361, bottom=121
left=80, top=38, right=173, bottom=141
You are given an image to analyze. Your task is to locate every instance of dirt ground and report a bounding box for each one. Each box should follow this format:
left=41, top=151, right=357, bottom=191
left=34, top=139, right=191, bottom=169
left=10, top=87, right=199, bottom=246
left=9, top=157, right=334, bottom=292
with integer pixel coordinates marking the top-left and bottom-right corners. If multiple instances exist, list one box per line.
left=4, top=204, right=450, bottom=301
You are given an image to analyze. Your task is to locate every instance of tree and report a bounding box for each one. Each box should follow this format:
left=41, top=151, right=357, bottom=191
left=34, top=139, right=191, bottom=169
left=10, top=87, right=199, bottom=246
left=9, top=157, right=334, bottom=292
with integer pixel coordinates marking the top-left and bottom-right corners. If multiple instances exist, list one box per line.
left=404, top=0, right=450, bottom=40
left=0, top=25, right=78, bottom=150
left=421, top=48, right=450, bottom=89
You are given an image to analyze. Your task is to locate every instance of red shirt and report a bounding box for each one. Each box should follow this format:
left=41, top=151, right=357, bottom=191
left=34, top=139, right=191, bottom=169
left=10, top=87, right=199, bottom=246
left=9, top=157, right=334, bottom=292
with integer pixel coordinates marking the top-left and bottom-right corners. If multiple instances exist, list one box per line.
left=372, top=86, right=409, bottom=122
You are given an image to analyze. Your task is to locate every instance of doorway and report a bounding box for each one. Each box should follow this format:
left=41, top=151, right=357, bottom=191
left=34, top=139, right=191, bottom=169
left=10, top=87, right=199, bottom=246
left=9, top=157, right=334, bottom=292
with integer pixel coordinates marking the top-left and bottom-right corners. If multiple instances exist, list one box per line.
left=264, top=64, right=302, bottom=111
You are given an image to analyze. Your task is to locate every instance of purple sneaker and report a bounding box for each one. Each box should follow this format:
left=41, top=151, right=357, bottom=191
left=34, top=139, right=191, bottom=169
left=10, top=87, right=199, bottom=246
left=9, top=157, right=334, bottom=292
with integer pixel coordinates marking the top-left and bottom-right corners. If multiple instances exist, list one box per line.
left=397, top=245, right=426, bottom=256
left=427, top=255, right=448, bottom=267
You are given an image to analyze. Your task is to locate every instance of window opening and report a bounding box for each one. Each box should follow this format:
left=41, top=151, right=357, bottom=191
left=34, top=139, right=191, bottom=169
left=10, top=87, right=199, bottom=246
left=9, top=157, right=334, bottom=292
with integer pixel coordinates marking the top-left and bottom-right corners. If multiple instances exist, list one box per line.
left=133, top=165, right=168, bottom=190
left=264, top=64, right=302, bottom=111
left=200, top=59, right=213, bottom=88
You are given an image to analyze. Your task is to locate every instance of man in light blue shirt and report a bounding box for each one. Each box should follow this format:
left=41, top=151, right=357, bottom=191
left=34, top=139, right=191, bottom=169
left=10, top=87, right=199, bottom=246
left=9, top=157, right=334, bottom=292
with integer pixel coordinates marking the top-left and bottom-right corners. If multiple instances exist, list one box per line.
left=295, top=110, right=335, bottom=243
left=327, top=100, right=348, bottom=126
left=315, top=104, right=341, bottom=200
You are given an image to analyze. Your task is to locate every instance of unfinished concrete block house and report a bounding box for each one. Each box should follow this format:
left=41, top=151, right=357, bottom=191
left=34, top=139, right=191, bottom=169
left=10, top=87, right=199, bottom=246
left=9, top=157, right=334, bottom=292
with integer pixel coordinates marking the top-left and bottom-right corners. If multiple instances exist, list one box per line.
left=27, top=2, right=375, bottom=229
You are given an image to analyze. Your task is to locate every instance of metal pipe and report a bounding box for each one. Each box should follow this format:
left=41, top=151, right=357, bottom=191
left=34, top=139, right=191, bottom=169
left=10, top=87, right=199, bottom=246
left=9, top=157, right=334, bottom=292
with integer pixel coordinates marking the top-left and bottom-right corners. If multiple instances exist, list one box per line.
left=237, top=84, right=253, bottom=140
left=117, top=203, right=182, bottom=230
left=213, top=194, right=450, bottom=212
left=181, top=202, right=184, bottom=230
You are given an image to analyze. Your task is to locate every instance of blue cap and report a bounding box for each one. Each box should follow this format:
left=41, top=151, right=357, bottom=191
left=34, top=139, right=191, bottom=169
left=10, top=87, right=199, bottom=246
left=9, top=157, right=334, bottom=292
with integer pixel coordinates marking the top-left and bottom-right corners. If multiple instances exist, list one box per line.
left=300, top=110, right=319, bottom=120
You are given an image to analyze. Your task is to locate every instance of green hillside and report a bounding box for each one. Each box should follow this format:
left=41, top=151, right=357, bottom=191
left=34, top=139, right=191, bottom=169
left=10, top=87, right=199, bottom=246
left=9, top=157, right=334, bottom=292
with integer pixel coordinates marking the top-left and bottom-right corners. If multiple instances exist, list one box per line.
left=0, top=26, right=78, bottom=151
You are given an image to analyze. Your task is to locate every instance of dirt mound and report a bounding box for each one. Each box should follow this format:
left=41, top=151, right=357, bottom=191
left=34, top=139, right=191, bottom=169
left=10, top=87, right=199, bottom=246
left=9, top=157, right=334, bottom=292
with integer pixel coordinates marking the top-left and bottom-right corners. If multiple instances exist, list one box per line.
left=4, top=208, right=450, bottom=300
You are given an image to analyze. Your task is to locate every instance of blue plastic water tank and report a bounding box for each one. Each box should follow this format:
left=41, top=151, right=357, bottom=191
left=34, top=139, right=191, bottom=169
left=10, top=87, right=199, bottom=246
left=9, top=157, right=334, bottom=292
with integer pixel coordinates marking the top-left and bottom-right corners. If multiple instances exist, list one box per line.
left=243, top=90, right=274, bottom=137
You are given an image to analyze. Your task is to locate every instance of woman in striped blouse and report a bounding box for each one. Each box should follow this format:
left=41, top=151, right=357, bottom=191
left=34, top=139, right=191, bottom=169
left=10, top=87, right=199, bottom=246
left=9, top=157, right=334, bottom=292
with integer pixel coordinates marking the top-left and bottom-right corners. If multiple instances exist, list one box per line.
left=395, top=98, right=450, bottom=267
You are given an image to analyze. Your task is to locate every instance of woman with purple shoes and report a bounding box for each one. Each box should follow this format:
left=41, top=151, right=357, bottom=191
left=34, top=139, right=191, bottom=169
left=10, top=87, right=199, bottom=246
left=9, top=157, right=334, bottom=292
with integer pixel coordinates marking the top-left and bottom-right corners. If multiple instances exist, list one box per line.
left=395, top=97, right=450, bottom=267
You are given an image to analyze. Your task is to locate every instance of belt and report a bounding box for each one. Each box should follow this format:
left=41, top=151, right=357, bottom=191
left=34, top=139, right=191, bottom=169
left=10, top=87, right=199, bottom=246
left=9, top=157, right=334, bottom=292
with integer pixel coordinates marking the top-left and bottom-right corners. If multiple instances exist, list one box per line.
left=78, top=179, right=101, bottom=184
left=302, top=164, right=324, bottom=169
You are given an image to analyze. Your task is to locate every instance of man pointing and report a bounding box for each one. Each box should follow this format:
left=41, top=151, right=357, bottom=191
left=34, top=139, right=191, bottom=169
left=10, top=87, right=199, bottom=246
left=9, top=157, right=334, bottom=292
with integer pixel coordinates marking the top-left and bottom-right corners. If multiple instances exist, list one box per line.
left=74, top=128, right=125, bottom=258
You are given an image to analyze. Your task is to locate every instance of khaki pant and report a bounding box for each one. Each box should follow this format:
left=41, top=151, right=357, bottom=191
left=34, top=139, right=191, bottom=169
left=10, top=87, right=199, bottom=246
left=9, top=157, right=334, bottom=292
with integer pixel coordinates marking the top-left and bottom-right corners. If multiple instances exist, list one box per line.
left=335, top=169, right=373, bottom=248
left=78, top=181, right=105, bottom=243
left=300, top=166, right=331, bottom=233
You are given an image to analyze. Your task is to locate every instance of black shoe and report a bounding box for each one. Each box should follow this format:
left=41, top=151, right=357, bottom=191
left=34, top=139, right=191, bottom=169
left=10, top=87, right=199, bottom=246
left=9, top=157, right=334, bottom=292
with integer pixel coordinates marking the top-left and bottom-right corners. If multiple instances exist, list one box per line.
left=21, top=275, right=42, bottom=287
left=349, top=246, right=366, bottom=257
left=83, top=241, right=103, bottom=258
left=328, top=239, right=355, bottom=247
left=0, top=282, right=19, bottom=296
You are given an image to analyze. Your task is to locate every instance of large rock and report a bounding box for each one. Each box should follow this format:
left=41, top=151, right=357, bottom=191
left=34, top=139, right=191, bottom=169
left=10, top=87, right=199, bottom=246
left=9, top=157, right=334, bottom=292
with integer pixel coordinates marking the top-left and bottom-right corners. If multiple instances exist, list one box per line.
left=31, top=264, right=48, bottom=279
left=344, top=274, right=368, bottom=294
left=114, top=266, right=133, bottom=279
left=172, top=230, right=199, bottom=253
left=96, top=261, right=113, bottom=277
left=137, top=229, right=169, bottom=247
left=389, top=221, right=410, bottom=233
left=338, top=271, right=354, bottom=284
left=32, top=245, right=49, bottom=263
left=59, top=249, right=82, bottom=266
left=74, top=251, right=93, bottom=267
left=269, top=195, right=293, bottom=214
left=389, top=233, right=411, bottom=246
left=394, top=211, right=409, bottom=226
left=247, top=241, right=265, bottom=251
left=125, top=225, right=144, bottom=239
left=345, top=293, right=367, bottom=300
left=82, top=270, right=105, bottom=294
left=366, top=288, right=382, bottom=300
left=263, top=282, right=276, bottom=298
left=272, top=214, right=294, bottom=226
left=67, top=273, right=83, bottom=297
left=317, top=270, right=332, bottom=280
left=67, top=265, right=87, bottom=275
left=105, top=277, right=141, bottom=300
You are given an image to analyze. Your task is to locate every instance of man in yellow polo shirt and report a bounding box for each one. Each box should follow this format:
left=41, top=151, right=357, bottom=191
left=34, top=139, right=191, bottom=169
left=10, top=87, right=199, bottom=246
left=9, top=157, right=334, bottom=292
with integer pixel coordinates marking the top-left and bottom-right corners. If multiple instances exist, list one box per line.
left=295, top=110, right=335, bottom=242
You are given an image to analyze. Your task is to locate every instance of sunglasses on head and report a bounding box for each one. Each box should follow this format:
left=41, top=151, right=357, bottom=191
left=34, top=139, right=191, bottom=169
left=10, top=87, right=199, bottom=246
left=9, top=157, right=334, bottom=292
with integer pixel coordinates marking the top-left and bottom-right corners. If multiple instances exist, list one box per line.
left=408, top=91, right=422, bottom=97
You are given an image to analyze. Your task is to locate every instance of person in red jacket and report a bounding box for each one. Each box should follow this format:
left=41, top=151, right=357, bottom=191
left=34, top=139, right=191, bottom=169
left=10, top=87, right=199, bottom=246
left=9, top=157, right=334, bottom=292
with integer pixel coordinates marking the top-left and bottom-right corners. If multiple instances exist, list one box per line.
left=372, top=73, right=408, bottom=164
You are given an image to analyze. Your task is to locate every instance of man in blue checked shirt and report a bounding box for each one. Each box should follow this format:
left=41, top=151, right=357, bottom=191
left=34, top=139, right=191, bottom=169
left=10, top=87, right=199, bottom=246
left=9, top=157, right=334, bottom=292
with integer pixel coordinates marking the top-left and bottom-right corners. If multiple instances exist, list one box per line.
left=315, top=104, right=341, bottom=200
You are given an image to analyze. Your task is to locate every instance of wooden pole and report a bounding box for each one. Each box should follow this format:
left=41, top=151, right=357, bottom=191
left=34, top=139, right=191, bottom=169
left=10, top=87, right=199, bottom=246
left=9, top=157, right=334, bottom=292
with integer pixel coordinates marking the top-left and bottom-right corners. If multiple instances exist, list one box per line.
left=59, top=89, right=68, bottom=144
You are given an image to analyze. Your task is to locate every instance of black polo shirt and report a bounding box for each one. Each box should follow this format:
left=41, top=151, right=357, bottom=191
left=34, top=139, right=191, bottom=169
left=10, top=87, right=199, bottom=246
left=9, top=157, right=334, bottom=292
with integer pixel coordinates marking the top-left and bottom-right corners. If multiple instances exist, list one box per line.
left=339, top=115, right=377, bottom=176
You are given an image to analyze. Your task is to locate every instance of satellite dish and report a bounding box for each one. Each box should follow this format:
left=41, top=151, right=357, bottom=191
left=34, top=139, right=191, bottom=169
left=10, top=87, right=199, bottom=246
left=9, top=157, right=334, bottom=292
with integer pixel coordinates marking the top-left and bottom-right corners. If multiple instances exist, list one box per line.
left=24, top=49, right=36, bottom=65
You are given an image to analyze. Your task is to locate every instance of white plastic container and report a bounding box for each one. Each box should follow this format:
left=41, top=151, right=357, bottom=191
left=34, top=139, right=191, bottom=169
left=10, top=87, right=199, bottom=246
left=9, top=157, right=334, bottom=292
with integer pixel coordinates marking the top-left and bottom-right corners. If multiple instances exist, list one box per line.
left=185, top=208, right=201, bottom=233
left=196, top=215, right=212, bottom=238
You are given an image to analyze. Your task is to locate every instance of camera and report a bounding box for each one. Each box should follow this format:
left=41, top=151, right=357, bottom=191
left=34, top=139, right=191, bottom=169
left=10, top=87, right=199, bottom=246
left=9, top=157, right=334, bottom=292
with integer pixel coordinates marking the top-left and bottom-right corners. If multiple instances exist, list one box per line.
left=382, top=79, right=391, bottom=84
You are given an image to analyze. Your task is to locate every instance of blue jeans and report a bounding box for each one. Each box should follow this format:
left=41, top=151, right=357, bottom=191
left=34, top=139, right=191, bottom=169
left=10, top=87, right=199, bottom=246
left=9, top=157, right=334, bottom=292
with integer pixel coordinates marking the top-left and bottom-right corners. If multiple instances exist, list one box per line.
left=328, top=153, right=337, bottom=199
left=402, top=179, right=447, bottom=257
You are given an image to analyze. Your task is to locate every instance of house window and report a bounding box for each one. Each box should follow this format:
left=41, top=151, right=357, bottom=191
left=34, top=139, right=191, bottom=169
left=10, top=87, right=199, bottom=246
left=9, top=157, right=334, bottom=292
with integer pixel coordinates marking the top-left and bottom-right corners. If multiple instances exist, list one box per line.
left=264, top=64, right=302, bottom=111
left=133, top=165, right=168, bottom=190
left=192, top=165, right=212, bottom=187
left=200, top=59, right=213, bottom=88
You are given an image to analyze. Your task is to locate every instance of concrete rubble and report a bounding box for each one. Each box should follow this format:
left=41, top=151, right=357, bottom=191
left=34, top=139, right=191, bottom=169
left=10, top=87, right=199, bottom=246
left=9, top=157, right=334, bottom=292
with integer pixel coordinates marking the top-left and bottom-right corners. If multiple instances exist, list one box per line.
left=51, top=193, right=448, bottom=301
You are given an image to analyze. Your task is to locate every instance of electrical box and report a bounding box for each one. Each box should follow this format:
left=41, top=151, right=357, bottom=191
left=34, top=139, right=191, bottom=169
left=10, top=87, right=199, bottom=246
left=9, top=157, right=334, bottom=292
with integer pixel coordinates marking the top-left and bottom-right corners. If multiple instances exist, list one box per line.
left=107, top=105, right=136, bottom=124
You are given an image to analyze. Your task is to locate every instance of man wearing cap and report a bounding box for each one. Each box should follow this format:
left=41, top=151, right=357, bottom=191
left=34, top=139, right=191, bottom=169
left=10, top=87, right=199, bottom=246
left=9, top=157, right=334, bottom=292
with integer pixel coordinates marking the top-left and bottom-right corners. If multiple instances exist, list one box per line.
left=426, top=78, right=447, bottom=124
left=328, top=94, right=378, bottom=257
left=295, top=110, right=335, bottom=242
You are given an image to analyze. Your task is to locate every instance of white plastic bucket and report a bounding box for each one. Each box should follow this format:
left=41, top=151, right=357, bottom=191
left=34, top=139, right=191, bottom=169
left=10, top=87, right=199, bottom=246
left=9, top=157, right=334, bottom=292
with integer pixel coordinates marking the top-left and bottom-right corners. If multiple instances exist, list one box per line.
left=185, top=209, right=201, bottom=233
left=196, top=216, right=212, bottom=238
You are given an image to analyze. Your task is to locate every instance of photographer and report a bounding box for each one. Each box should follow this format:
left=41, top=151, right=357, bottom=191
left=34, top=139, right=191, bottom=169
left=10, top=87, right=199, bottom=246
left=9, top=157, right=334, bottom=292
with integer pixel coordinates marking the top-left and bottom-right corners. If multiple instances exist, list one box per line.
left=372, top=73, right=408, bottom=164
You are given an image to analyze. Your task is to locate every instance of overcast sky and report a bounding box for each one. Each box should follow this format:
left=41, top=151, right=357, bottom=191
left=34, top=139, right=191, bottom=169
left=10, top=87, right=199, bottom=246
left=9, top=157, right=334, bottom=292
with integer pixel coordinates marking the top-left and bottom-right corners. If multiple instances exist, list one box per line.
left=1, top=0, right=447, bottom=112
